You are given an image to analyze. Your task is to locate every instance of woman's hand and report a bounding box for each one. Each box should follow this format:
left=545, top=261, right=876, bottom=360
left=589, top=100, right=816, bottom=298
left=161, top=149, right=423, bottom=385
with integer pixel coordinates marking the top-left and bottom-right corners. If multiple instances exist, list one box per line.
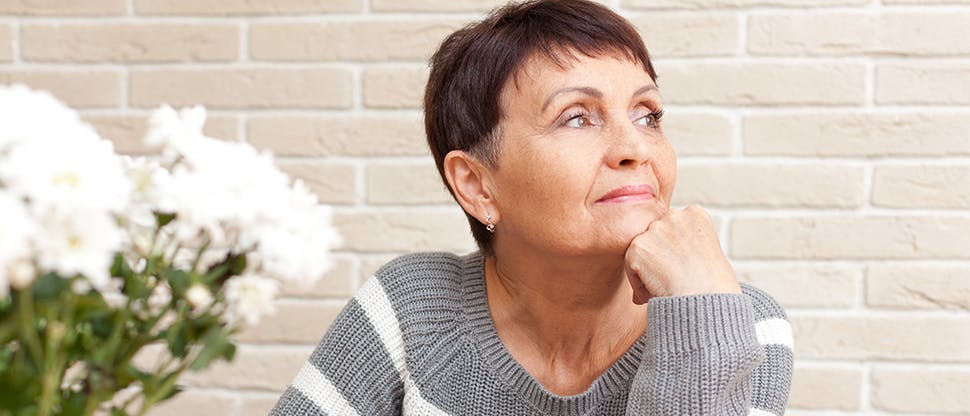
left=624, top=205, right=741, bottom=304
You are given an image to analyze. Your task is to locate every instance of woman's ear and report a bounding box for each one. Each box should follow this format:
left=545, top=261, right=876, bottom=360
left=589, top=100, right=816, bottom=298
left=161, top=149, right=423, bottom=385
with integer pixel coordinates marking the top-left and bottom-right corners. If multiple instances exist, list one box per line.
left=443, top=150, right=499, bottom=225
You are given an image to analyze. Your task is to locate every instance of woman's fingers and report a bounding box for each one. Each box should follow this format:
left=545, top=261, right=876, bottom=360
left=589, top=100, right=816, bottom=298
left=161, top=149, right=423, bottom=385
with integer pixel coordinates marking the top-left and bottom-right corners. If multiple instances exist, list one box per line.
left=624, top=204, right=740, bottom=301
left=625, top=270, right=651, bottom=305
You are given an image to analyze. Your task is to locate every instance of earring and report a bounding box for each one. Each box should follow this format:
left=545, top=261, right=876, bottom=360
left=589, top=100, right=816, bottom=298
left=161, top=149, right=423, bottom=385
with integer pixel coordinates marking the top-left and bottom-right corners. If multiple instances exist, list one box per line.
left=485, top=214, right=495, bottom=233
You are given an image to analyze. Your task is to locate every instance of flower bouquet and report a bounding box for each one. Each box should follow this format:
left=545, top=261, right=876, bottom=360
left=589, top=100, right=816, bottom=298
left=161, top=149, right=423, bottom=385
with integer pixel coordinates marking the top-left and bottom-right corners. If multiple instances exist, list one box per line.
left=0, top=84, right=340, bottom=415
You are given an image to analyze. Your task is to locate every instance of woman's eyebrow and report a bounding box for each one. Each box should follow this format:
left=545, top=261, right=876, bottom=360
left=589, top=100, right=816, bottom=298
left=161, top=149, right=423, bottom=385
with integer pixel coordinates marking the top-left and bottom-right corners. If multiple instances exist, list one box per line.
left=632, top=85, right=658, bottom=98
left=541, top=86, right=602, bottom=111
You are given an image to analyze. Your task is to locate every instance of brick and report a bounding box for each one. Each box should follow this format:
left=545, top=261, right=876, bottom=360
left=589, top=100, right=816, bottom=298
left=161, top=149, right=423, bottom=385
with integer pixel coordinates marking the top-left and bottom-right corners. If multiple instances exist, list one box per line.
left=251, top=20, right=464, bottom=62
left=130, top=68, right=353, bottom=109
left=631, top=13, right=738, bottom=57
left=744, top=112, right=970, bottom=157
left=235, top=301, right=345, bottom=343
left=750, top=13, right=970, bottom=56
left=0, top=70, right=121, bottom=108
left=21, top=23, right=238, bottom=63
left=664, top=112, right=733, bottom=156
left=363, top=67, right=428, bottom=109
left=371, top=0, right=507, bottom=11
left=732, top=216, right=970, bottom=260
left=873, top=164, right=970, bottom=208
left=334, top=208, right=476, bottom=253
left=83, top=113, right=239, bottom=155
left=241, top=395, right=280, bottom=416
left=789, top=366, right=862, bottom=410
left=247, top=115, right=428, bottom=157
left=749, top=14, right=874, bottom=56
left=0, top=0, right=125, bottom=15
left=148, top=390, right=234, bottom=416
left=792, top=315, right=970, bottom=361
left=276, top=160, right=358, bottom=205
left=734, top=265, right=858, bottom=308
left=673, top=163, right=865, bottom=208
left=623, top=0, right=868, bottom=9
left=180, top=345, right=313, bottom=390
left=658, top=62, right=865, bottom=105
left=871, top=366, right=970, bottom=414
left=878, top=14, right=970, bottom=56
left=279, top=257, right=356, bottom=298
left=134, top=0, right=361, bottom=15
left=867, top=265, right=970, bottom=310
left=0, top=24, right=12, bottom=62
left=877, top=64, right=970, bottom=104
left=367, top=162, right=452, bottom=205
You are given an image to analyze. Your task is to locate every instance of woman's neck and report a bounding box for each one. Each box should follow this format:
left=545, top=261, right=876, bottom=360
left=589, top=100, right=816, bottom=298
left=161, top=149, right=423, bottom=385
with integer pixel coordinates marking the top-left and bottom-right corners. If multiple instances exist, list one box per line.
left=484, top=248, right=648, bottom=395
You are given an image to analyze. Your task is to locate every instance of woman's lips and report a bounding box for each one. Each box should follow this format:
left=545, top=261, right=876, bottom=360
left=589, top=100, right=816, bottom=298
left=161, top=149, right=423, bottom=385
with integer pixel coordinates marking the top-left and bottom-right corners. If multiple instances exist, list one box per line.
left=596, top=184, right=656, bottom=203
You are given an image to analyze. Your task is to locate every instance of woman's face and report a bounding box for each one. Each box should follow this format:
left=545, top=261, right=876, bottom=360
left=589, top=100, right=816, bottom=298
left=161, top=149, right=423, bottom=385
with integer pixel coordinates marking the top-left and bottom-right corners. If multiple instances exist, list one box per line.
left=487, top=52, right=676, bottom=257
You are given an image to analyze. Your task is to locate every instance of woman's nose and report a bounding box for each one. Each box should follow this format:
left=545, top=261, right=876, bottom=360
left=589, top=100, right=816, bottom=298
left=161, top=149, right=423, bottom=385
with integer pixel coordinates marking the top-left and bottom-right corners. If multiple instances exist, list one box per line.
left=604, top=121, right=652, bottom=169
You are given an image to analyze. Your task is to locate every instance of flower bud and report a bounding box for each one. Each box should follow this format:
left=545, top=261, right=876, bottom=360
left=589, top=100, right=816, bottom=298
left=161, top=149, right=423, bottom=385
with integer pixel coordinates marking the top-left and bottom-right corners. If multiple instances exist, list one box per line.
left=185, top=284, right=213, bottom=311
left=8, top=260, right=36, bottom=289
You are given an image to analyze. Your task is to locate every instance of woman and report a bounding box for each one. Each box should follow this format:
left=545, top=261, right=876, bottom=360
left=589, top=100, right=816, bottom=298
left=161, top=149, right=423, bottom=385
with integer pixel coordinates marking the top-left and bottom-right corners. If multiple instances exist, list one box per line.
left=270, top=0, right=793, bottom=414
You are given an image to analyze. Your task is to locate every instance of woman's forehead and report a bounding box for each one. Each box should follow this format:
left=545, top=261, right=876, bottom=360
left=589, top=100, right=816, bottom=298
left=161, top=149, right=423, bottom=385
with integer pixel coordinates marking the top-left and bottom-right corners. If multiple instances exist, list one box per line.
left=506, top=52, right=657, bottom=103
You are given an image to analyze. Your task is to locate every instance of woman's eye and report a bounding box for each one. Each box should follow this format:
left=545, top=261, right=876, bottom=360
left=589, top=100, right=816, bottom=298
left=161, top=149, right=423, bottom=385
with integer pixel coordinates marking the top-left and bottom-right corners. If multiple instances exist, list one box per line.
left=635, top=109, right=664, bottom=129
left=565, top=114, right=592, bottom=128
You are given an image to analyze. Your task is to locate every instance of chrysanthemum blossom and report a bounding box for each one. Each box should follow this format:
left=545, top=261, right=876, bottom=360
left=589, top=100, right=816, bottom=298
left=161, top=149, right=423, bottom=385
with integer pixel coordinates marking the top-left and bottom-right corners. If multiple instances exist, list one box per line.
left=31, top=207, right=123, bottom=290
left=0, top=191, right=35, bottom=290
left=0, top=84, right=99, bottom=153
left=246, top=180, right=341, bottom=285
left=225, top=274, right=279, bottom=326
left=1, top=135, right=131, bottom=214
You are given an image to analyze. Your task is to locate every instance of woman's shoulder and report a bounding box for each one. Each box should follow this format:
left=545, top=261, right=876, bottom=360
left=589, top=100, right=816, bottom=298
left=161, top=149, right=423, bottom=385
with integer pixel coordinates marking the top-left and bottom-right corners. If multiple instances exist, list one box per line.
left=358, top=251, right=479, bottom=328
left=369, top=251, right=473, bottom=295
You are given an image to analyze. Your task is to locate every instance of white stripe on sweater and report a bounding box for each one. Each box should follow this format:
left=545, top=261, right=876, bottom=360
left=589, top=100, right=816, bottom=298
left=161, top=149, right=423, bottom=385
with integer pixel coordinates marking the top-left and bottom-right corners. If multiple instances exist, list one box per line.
left=755, top=318, right=794, bottom=349
left=748, top=407, right=778, bottom=416
left=292, top=362, right=360, bottom=416
left=356, top=276, right=451, bottom=416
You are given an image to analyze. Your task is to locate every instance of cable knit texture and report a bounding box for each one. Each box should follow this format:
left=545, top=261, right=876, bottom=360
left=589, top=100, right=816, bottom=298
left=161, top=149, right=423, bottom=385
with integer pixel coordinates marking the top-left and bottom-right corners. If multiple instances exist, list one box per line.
left=269, top=252, right=793, bottom=416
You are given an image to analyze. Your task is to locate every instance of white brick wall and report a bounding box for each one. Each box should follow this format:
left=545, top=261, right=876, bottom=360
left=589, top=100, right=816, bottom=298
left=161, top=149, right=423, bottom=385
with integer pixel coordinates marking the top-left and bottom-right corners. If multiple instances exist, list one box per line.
left=2, top=0, right=969, bottom=414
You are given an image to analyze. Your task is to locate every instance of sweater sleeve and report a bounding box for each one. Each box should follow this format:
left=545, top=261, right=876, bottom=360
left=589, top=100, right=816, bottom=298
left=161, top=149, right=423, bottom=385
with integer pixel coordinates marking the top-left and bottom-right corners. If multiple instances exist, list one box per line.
left=267, top=294, right=405, bottom=416
left=624, top=284, right=794, bottom=416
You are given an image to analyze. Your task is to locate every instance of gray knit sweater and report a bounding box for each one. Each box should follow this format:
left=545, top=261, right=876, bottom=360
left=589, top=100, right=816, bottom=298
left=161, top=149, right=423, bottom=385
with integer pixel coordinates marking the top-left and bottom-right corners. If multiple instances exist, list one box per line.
left=269, top=251, right=794, bottom=415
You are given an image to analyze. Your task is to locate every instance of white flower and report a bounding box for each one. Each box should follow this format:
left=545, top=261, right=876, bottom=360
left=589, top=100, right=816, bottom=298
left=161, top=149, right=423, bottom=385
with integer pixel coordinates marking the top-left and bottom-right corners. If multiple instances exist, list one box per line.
left=225, top=274, right=279, bottom=326
left=120, top=156, right=171, bottom=227
left=185, top=284, right=213, bottom=311
left=0, top=84, right=100, bottom=153
left=247, top=180, right=340, bottom=285
left=1, top=134, right=130, bottom=214
left=144, top=105, right=206, bottom=149
left=31, top=208, right=123, bottom=289
left=101, top=278, right=127, bottom=309
left=60, top=361, right=88, bottom=393
left=0, top=191, right=35, bottom=287
left=158, top=136, right=290, bottom=247
left=7, top=260, right=36, bottom=290
left=147, top=281, right=172, bottom=313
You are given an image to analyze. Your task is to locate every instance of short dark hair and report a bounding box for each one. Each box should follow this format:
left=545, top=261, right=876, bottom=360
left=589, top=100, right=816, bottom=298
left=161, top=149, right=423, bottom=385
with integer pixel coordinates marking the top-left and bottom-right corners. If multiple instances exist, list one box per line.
left=424, top=0, right=657, bottom=255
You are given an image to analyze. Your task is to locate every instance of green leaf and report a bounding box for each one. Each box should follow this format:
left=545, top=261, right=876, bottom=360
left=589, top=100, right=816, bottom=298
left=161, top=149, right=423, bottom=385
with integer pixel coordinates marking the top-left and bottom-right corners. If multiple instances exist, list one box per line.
left=31, top=273, right=68, bottom=301
left=155, top=212, right=176, bottom=228
left=160, top=385, right=183, bottom=401
left=165, top=322, right=188, bottom=358
left=189, top=328, right=233, bottom=371
left=163, top=269, right=191, bottom=294
left=59, top=393, right=87, bottom=416
left=110, top=253, right=134, bottom=280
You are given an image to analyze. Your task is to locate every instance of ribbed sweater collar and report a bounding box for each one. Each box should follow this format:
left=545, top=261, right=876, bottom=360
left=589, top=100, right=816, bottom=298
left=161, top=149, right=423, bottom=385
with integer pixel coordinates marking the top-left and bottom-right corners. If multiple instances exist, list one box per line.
left=459, top=252, right=645, bottom=416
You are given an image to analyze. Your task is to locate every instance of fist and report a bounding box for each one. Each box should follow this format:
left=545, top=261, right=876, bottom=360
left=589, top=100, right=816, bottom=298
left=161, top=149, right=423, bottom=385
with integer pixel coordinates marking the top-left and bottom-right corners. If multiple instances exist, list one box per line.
left=624, top=205, right=741, bottom=304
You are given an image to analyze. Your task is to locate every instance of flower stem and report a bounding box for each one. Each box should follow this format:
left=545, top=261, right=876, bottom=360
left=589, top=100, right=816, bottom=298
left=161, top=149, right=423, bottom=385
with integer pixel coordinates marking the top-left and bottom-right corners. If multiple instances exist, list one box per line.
left=16, top=288, right=43, bottom=371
